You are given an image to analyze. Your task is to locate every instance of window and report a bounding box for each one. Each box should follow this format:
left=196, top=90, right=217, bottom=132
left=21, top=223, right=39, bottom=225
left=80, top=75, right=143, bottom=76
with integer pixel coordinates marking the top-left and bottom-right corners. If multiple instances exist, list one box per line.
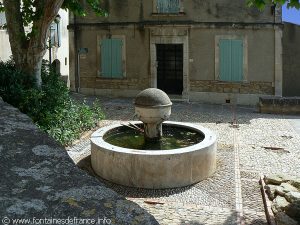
left=157, top=0, right=180, bottom=14
left=0, top=12, right=6, bottom=28
left=219, top=39, right=243, bottom=82
left=100, top=38, right=123, bottom=78
left=49, top=23, right=61, bottom=47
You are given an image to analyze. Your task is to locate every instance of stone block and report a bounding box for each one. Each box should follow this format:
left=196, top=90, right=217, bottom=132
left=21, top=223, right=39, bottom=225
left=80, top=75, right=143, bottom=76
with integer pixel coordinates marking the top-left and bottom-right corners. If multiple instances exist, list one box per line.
left=272, top=196, right=290, bottom=214
left=281, top=183, right=299, bottom=194
left=285, top=201, right=300, bottom=221
left=275, top=212, right=298, bottom=225
left=259, top=97, right=300, bottom=114
left=289, top=179, right=300, bottom=189
left=285, top=192, right=300, bottom=203
left=265, top=174, right=291, bottom=185
left=265, top=184, right=278, bottom=200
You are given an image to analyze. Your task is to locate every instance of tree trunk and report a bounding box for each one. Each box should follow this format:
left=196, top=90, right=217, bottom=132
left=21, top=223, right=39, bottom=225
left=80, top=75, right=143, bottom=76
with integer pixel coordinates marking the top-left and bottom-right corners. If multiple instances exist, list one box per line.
left=3, top=0, right=64, bottom=88
left=22, top=49, right=46, bottom=87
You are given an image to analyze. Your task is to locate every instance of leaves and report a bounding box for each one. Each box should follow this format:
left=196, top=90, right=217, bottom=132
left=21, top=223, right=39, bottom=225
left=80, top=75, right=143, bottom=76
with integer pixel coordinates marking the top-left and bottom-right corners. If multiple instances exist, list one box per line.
left=0, top=2, right=4, bottom=12
left=247, top=0, right=300, bottom=9
left=61, top=0, right=106, bottom=16
left=287, top=0, right=300, bottom=8
left=247, top=0, right=267, bottom=10
left=0, top=60, right=105, bottom=146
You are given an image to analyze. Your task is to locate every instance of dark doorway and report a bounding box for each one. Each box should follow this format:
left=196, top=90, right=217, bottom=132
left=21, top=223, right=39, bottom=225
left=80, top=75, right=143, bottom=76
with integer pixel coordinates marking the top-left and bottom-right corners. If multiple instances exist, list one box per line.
left=156, top=44, right=183, bottom=95
left=51, top=59, right=61, bottom=75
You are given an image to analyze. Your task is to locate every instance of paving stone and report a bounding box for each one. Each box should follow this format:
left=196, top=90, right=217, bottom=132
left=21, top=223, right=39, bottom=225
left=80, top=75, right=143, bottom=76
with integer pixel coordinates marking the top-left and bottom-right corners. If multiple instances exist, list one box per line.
left=242, top=180, right=265, bottom=212
left=243, top=212, right=268, bottom=225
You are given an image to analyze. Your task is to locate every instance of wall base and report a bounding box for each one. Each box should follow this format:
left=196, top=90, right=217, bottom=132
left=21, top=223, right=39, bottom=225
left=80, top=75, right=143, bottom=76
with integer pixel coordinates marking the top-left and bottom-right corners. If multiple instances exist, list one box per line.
left=189, top=91, right=274, bottom=106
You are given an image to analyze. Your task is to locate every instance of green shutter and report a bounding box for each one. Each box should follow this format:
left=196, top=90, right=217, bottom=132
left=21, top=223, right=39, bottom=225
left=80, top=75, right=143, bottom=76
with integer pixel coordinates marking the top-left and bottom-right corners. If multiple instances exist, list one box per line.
left=220, top=39, right=232, bottom=81
left=101, top=38, right=123, bottom=78
left=101, top=39, right=112, bottom=78
left=157, top=0, right=179, bottom=13
left=219, top=39, right=243, bottom=82
left=231, top=40, right=243, bottom=82
left=111, top=39, right=123, bottom=78
left=169, top=0, right=180, bottom=13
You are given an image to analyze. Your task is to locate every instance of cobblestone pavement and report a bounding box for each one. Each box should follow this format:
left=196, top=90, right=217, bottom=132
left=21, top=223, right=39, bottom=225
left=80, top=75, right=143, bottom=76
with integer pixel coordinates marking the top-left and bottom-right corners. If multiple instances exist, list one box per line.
left=68, top=94, right=300, bottom=225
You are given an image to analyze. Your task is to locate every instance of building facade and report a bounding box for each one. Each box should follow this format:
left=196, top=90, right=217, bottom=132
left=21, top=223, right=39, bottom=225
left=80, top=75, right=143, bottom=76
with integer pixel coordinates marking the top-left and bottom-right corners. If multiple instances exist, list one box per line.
left=69, top=0, right=283, bottom=105
left=0, top=10, right=69, bottom=81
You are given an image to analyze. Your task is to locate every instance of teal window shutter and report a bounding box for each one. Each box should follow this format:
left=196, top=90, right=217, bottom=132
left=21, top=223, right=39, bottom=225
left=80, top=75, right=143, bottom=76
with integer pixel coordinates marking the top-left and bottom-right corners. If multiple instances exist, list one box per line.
left=220, top=40, right=232, bottom=81
left=231, top=40, right=243, bottom=82
left=157, top=0, right=179, bottom=13
left=101, top=38, right=123, bottom=78
left=111, top=39, right=123, bottom=78
left=219, top=39, right=243, bottom=82
left=101, top=39, right=112, bottom=78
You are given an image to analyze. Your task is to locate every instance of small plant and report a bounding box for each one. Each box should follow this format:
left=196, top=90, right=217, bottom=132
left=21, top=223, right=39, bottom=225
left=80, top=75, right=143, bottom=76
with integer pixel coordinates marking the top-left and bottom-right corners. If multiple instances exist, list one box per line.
left=0, top=60, right=105, bottom=146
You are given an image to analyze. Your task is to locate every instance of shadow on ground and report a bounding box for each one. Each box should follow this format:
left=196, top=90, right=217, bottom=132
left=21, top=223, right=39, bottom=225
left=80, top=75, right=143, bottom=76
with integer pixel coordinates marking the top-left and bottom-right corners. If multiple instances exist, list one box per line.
left=72, top=94, right=300, bottom=125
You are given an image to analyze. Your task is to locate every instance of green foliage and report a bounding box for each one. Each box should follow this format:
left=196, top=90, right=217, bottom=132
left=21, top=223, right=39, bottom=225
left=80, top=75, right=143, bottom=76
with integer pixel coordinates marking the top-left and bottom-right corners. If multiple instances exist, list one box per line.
left=247, top=0, right=300, bottom=10
left=62, top=0, right=107, bottom=17
left=0, top=60, right=105, bottom=146
left=1, top=0, right=107, bottom=41
left=0, top=2, right=4, bottom=12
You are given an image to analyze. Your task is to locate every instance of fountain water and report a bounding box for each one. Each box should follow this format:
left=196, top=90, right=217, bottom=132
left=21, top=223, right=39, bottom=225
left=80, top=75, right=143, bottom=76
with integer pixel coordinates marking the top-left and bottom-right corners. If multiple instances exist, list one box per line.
left=91, top=88, right=217, bottom=189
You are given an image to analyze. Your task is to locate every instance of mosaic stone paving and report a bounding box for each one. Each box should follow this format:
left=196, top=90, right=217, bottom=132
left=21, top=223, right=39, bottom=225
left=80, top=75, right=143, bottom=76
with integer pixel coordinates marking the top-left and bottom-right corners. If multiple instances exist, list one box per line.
left=68, top=94, right=300, bottom=225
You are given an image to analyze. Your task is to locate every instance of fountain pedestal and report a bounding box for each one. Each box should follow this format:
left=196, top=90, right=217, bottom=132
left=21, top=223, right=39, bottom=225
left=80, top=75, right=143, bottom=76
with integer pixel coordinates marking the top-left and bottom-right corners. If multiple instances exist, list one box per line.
left=134, top=88, right=172, bottom=140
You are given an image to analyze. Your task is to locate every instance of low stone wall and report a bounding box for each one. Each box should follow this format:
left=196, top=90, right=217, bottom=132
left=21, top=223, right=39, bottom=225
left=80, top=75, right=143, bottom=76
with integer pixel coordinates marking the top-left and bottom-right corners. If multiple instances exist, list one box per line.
left=190, top=80, right=274, bottom=95
left=0, top=98, right=158, bottom=224
left=258, top=97, right=300, bottom=114
left=80, top=77, right=149, bottom=90
left=263, top=174, right=300, bottom=225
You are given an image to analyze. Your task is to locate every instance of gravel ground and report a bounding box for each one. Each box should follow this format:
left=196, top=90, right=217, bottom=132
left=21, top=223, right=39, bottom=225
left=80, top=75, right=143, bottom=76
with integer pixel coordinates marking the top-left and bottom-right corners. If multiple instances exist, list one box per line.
left=68, top=93, right=300, bottom=225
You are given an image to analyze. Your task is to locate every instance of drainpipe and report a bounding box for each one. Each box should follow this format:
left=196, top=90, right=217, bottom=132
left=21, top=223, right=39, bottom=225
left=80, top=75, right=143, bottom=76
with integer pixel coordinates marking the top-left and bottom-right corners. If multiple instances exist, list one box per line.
left=49, top=27, right=52, bottom=64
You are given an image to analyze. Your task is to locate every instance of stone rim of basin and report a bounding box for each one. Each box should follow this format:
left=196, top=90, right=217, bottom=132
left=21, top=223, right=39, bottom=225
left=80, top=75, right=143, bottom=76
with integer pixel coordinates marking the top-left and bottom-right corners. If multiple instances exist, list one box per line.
left=90, top=121, right=216, bottom=155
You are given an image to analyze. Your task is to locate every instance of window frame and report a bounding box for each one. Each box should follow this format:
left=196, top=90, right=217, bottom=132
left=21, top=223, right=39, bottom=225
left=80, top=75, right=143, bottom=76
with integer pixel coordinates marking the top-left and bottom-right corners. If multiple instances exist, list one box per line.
left=97, top=35, right=126, bottom=79
left=215, top=35, right=248, bottom=83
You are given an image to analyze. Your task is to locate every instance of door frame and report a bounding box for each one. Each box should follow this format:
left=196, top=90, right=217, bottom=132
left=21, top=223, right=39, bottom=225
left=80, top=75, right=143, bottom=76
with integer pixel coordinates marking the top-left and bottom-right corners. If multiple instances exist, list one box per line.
left=149, top=27, right=189, bottom=99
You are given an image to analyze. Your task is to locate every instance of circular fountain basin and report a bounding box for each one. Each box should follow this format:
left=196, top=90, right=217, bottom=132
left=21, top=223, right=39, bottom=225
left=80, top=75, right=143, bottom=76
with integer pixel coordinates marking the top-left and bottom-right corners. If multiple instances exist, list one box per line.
left=91, top=121, right=217, bottom=189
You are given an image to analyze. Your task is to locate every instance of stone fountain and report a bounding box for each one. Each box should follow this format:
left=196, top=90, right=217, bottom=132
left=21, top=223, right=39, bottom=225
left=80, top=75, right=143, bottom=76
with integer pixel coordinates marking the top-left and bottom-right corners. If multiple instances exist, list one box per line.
left=91, top=88, right=217, bottom=189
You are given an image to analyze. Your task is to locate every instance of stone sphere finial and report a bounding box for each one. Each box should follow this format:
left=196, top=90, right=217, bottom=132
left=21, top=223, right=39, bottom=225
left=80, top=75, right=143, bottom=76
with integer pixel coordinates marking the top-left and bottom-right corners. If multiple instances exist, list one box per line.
left=134, top=88, right=172, bottom=108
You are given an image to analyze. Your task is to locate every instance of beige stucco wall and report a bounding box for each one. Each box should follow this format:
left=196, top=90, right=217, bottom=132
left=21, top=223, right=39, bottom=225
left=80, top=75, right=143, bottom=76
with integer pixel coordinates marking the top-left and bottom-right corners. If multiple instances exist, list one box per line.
left=71, top=26, right=277, bottom=97
left=189, top=28, right=275, bottom=82
left=69, top=0, right=282, bottom=104
left=71, top=27, right=151, bottom=92
left=80, top=0, right=279, bottom=24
